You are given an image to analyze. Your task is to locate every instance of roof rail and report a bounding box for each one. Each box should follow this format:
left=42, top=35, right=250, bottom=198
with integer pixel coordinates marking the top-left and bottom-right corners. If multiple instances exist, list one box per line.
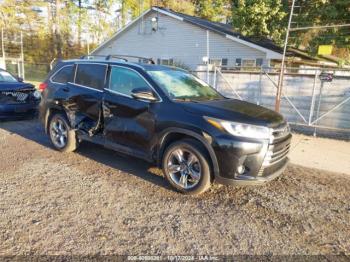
left=79, top=55, right=128, bottom=62
left=79, top=54, right=155, bottom=64
left=109, top=54, right=155, bottom=64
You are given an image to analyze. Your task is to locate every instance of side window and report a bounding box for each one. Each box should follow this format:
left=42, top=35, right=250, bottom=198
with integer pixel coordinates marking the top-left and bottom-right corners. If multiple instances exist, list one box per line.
left=75, top=64, right=107, bottom=90
left=256, top=58, right=263, bottom=67
left=51, top=65, right=74, bottom=84
left=222, top=58, right=228, bottom=70
left=235, top=58, right=242, bottom=67
left=109, top=67, right=150, bottom=96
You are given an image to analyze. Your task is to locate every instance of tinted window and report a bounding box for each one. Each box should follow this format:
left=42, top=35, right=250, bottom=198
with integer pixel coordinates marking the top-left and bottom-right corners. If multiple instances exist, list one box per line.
left=51, top=65, right=74, bottom=83
left=75, top=64, right=107, bottom=90
left=109, top=67, right=150, bottom=96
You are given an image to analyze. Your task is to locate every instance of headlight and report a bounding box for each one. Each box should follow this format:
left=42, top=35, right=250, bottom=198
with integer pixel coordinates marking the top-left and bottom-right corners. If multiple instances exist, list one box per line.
left=204, top=116, right=271, bottom=140
left=33, top=90, right=41, bottom=99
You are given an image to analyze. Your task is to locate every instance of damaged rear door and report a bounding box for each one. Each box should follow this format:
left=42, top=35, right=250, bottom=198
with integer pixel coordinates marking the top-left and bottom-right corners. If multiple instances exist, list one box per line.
left=64, top=63, right=107, bottom=135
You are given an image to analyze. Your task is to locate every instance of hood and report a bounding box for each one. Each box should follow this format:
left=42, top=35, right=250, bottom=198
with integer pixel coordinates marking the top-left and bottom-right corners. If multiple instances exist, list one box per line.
left=181, top=98, right=285, bottom=127
left=0, top=82, right=35, bottom=92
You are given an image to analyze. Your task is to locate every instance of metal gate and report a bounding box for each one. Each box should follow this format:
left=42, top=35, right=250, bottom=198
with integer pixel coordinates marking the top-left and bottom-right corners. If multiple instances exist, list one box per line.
left=195, top=67, right=350, bottom=136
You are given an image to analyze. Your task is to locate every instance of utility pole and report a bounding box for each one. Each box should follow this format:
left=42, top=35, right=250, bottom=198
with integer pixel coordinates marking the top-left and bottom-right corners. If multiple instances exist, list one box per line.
left=20, top=31, right=25, bottom=79
left=78, top=0, right=82, bottom=49
left=1, top=28, right=5, bottom=69
left=275, top=0, right=296, bottom=112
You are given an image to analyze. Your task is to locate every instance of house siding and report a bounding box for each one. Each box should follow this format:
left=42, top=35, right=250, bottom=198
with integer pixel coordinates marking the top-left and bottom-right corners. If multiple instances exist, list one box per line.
left=94, top=11, right=268, bottom=70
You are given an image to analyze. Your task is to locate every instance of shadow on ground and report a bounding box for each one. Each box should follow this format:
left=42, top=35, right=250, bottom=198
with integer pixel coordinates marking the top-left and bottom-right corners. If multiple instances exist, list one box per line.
left=0, top=118, right=170, bottom=191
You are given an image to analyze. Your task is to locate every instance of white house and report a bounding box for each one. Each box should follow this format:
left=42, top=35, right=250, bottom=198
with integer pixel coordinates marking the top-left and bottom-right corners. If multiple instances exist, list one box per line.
left=92, top=7, right=283, bottom=70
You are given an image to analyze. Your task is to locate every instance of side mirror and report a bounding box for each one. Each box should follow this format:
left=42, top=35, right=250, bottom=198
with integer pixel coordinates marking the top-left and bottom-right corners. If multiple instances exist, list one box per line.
left=17, top=77, right=24, bottom=82
left=131, top=87, right=158, bottom=102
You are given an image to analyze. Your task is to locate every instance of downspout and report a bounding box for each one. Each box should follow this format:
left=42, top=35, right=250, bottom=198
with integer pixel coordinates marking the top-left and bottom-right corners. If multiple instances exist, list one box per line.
left=206, top=30, right=210, bottom=84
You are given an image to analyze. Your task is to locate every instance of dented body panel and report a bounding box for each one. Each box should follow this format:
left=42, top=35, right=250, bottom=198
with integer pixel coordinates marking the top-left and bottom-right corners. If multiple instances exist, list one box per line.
left=40, top=59, right=291, bottom=186
left=64, top=82, right=103, bottom=134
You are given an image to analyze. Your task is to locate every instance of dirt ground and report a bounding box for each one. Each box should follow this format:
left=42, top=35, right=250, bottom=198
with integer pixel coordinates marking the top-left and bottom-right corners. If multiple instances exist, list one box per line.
left=0, top=119, right=349, bottom=256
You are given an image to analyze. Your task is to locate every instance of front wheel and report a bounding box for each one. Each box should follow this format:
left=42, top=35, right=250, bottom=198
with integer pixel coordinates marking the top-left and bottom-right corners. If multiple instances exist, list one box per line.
left=162, top=139, right=212, bottom=195
left=48, top=113, right=78, bottom=152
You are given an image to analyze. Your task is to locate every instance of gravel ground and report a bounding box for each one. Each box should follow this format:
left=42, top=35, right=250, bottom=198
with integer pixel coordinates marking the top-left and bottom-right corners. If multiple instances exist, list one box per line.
left=0, top=119, right=349, bottom=256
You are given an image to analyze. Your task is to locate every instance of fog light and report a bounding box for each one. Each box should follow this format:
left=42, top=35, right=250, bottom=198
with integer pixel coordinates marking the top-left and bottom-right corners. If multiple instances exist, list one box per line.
left=237, top=165, right=245, bottom=175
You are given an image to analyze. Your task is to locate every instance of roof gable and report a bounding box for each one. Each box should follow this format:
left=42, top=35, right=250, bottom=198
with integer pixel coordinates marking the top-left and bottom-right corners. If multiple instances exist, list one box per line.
left=92, top=7, right=283, bottom=59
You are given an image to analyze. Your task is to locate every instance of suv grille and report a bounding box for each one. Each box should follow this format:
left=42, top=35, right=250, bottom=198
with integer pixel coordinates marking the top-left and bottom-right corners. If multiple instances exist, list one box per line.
left=263, top=142, right=291, bottom=167
left=271, top=122, right=291, bottom=143
left=259, top=122, right=291, bottom=176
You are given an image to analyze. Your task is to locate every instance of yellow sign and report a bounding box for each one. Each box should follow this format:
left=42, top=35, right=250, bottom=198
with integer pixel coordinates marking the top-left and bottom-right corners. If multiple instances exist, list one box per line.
left=318, top=45, right=333, bottom=55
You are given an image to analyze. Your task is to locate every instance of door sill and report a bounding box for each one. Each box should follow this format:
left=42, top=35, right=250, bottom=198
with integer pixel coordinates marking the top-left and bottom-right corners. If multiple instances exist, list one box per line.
left=79, top=134, right=152, bottom=162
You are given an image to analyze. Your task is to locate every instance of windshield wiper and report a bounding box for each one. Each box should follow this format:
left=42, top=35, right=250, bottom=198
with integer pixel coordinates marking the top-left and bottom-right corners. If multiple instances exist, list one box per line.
left=173, top=97, right=194, bottom=102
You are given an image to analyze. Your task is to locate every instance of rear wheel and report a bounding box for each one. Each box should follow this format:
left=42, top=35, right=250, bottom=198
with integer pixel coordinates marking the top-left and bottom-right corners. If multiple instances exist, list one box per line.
left=48, top=113, right=78, bottom=152
left=162, top=139, right=212, bottom=195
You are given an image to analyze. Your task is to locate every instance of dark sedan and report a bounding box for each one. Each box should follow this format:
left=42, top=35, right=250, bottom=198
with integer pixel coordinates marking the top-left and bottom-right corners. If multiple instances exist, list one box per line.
left=0, top=69, right=41, bottom=119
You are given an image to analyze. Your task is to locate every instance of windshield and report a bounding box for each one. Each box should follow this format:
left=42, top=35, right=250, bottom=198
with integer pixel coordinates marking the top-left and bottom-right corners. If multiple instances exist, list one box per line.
left=147, top=69, right=224, bottom=102
left=0, top=71, right=17, bottom=82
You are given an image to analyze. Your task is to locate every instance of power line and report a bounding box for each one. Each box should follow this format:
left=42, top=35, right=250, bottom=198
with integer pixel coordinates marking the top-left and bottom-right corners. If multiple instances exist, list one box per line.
left=290, top=24, right=350, bottom=31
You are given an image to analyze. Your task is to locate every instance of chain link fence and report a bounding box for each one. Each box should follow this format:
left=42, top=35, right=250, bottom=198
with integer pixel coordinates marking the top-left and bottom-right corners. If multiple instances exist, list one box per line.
left=5, top=62, right=50, bottom=85
left=194, top=67, right=350, bottom=137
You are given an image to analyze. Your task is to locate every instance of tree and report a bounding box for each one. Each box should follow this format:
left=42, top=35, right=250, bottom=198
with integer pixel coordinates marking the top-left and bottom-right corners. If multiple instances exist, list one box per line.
left=290, top=0, right=350, bottom=62
left=231, top=0, right=288, bottom=45
left=194, top=0, right=231, bottom=22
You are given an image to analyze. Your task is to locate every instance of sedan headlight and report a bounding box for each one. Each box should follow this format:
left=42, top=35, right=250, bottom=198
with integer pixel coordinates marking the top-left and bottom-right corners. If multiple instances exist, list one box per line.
left=33, top=90, right=41, bottom=99
left=204, top=116, right=272, bottom=140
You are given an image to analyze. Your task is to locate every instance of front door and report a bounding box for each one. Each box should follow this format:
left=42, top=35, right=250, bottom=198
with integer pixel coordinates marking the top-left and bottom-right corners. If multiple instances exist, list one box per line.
left=103, top=66, right=158, bottom=160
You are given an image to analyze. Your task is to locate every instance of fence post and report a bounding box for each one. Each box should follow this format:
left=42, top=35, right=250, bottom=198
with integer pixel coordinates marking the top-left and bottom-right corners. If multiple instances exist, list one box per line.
left=213, top=66, right=217, bottom=90
left=308, top=70, right=318, bottom=125
left=258, top=67, right=262, bottom=105
left=314, top=79, right=325, bottom=137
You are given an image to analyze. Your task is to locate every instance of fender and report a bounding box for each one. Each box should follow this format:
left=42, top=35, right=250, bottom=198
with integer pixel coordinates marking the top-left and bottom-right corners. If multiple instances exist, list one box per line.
left=157, top=127, right=220, bottom=178
left=43, top=103, right=72, bottom=134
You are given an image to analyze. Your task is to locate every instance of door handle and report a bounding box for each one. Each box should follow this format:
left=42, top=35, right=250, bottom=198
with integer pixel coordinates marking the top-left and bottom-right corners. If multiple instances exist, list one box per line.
left=62, top=86, right=70, bottom=92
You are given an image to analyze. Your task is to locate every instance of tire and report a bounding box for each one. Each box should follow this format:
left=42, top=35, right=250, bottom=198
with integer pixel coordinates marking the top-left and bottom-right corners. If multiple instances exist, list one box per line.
left=162, top=138, right=212, bottom=195
left=48, top=113, right=78, bottom=152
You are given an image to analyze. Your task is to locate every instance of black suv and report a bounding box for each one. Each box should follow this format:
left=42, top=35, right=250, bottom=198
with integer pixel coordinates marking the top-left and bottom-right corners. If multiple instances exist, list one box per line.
left=39, top=56, right=292, bottom=195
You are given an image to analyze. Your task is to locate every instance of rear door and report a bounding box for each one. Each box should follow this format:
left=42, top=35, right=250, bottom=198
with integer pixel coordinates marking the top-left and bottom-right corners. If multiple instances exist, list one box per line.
left=103, top=65, right=159, bottom=159
left=64, top=63, right=107, bottom=134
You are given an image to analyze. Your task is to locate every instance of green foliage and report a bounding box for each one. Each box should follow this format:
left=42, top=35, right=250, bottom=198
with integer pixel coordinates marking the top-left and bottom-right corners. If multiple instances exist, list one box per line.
left=194, top=0, right=231, bottom=22
left=289, top=0, right=350, bottom=62
left=0, top=0, right=349, bottom=67
left=231, top=0, right=288, bottom=45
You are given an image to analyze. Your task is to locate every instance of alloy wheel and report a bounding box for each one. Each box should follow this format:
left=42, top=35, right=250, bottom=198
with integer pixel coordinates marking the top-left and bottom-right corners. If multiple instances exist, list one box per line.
left=166, top=148, right=202, bottom=189
left=50, top=118, right=68, bottom=149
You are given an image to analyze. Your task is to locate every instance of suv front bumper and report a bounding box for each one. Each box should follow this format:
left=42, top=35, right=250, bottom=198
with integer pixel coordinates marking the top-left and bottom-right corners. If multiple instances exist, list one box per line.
left=212, top=131, right=292, bottom=186
left=216, top=157, right=289, bottom=186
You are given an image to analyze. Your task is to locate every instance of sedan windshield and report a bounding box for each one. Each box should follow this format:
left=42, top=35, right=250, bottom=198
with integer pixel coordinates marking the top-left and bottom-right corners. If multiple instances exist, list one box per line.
left=147, top=69, right=224, bottom=102
left=0, top=71, right=17, bottom=82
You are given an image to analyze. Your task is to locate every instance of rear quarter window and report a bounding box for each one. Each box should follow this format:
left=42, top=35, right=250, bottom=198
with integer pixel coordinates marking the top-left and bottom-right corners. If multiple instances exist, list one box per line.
left=75, top=64, right=107, bottom=90
left=51, top=65, right=74, bottom=84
